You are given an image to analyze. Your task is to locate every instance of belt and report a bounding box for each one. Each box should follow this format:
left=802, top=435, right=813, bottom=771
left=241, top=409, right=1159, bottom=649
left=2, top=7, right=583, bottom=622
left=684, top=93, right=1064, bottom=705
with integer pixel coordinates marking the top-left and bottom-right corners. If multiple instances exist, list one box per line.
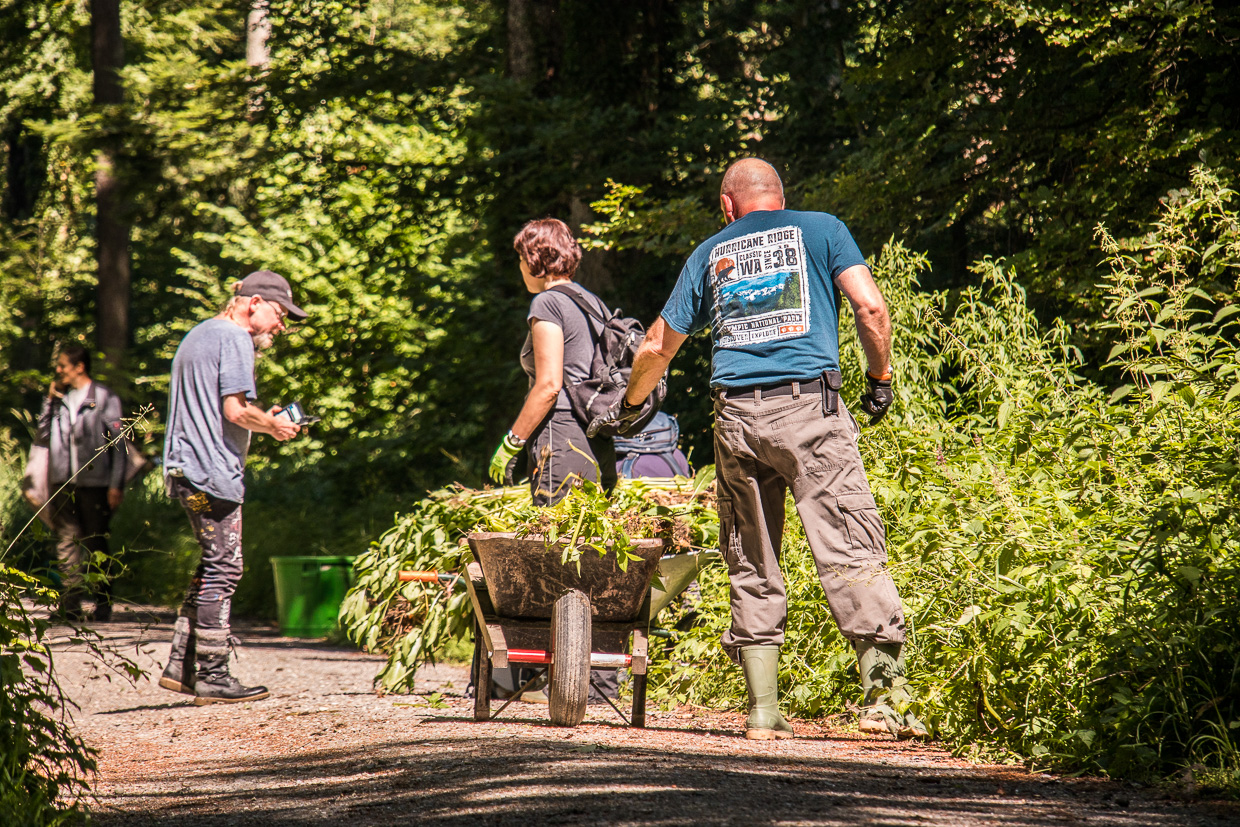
left=713, top=378, right=824, bottom=400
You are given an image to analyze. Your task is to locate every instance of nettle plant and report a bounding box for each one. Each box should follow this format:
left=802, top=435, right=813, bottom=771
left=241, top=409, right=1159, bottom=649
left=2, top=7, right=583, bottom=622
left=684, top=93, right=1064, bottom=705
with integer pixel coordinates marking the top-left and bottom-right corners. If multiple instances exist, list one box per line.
left=661, top=170, right=1239, bottom=786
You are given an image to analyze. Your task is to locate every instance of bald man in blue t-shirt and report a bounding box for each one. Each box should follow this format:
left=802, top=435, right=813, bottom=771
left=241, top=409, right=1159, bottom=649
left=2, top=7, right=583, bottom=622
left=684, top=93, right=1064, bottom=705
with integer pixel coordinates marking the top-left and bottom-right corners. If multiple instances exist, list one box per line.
left=600, top=158, right=928, bottom=741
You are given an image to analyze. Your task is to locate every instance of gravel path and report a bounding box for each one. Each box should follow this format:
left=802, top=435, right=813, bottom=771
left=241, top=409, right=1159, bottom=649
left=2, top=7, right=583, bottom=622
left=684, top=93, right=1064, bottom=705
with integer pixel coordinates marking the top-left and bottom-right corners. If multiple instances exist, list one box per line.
left=49, top=605, right=1236, bottom=826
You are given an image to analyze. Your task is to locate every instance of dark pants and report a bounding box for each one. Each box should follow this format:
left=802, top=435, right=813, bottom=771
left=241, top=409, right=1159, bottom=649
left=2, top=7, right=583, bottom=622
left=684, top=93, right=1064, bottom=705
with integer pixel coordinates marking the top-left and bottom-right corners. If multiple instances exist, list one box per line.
left=528, top=408, right=617, bottom=506
left=171, top=477, right=244, bottom=658
left=47, top=485, right=113, bottom=612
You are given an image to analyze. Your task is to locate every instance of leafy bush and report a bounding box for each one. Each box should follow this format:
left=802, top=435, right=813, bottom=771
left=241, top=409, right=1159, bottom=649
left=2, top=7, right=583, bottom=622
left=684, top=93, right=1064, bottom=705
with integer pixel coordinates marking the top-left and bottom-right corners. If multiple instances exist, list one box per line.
left=0, top=566, right=94, bottom=826
left=1, top=438, right=103, bottom=824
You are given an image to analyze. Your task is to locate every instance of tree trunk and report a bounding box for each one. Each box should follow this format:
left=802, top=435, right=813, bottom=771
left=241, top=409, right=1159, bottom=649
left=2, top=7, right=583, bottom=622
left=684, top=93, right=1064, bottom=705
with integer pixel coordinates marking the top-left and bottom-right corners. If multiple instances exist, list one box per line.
left=507, top=0, right=536, bottom=81
left=506, top=0, right=560, bottom=85
left=569, top=195, right=613, bottom=295
left=247, top=0, right=271, bottom=115
left=92, top=0, right=130, bottom=370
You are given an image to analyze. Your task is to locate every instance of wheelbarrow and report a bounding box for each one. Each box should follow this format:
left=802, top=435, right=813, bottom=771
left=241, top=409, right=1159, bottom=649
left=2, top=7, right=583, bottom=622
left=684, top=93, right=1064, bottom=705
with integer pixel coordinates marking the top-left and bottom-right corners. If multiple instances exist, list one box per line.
left=456, top=532, right=717, bottom=728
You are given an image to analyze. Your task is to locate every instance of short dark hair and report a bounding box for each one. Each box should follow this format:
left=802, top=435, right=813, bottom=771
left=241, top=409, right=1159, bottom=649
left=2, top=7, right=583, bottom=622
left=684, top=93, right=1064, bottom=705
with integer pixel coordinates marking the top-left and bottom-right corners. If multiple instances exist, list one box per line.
left=513, top=218, right=582, bottom=279
left=59, top=344, right=91, bottom=375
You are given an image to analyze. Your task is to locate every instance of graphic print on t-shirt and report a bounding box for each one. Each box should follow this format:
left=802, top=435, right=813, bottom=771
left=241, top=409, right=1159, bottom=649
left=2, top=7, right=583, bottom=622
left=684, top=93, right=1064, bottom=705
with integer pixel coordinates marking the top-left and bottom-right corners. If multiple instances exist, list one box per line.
left=708, top=225, right=810, bottom=348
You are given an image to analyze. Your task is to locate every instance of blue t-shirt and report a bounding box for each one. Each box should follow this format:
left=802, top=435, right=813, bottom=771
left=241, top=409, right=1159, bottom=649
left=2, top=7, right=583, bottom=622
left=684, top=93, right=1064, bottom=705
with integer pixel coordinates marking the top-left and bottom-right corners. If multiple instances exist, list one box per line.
left=163, top=318, right=258, bottom=502
left=660, top=209, right=867, bottom=388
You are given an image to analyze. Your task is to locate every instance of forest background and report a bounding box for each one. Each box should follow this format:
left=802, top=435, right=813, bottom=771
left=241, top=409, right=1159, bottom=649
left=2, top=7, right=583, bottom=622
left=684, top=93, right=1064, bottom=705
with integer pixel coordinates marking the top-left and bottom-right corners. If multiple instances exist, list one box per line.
left=1, top=0, right=1238, bottom=813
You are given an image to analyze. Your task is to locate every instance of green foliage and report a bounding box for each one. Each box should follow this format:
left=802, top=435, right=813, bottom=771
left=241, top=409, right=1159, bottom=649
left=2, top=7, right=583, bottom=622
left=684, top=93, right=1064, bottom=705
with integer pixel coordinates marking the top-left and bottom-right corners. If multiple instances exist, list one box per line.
left=581, top=181, right=718, bottom=260
left=0, top=438, right=96, bottom=824
left=340, top=473, right=718, bottom=692
left=803, top=0, right=1240, bottom=308
left=0, top=564, right=93, bottom=826
left=340, top=485, right=521, bottom=691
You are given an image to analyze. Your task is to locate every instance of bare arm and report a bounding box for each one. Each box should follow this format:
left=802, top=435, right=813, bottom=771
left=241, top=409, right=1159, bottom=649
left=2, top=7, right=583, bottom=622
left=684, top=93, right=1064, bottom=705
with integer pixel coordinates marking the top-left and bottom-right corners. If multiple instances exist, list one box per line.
left=510, top=320, right=564, bottom=439
left=624, top=316, right=688, bottom=405
left=835, top=264, right=892, bottom=377
left=222, top=393, right=301, bottom=441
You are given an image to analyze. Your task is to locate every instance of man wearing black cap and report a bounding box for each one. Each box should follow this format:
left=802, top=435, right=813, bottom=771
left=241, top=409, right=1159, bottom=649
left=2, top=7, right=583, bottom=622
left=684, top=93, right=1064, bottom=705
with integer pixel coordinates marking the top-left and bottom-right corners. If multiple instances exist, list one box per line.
left=159, top=270, right=308, bottom=704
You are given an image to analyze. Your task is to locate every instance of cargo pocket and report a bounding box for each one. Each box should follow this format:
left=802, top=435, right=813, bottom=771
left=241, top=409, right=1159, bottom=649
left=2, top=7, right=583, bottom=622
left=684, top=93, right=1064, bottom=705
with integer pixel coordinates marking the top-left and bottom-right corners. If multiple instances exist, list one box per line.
left=716, top=496, right=742, bottom=559
left=836, top=492, right=885, bottom=557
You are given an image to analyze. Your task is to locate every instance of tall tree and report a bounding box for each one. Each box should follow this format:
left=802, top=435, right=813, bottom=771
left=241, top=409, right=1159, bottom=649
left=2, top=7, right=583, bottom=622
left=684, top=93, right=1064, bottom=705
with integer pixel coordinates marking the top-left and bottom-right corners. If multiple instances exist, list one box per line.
left=91, top=0, right=130, bottom=368
left=247, top=0, right=271, bottom=114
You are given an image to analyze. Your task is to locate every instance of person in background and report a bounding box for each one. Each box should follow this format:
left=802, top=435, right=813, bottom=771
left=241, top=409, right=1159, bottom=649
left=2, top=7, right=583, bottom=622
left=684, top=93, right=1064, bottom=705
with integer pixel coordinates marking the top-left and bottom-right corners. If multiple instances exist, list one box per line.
left=159, top=270, right=305, bottom=705
left=37, top=344, right=126, bottom=622
left=598, top=158, right=929, bottom=741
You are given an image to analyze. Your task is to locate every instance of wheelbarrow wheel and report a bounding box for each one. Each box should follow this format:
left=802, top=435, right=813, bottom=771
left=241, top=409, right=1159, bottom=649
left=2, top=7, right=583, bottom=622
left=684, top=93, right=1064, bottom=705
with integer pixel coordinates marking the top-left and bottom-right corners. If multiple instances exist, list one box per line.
left=548, top=589, right=591, bottom=727
left=471, top=620, right=491, bottom=722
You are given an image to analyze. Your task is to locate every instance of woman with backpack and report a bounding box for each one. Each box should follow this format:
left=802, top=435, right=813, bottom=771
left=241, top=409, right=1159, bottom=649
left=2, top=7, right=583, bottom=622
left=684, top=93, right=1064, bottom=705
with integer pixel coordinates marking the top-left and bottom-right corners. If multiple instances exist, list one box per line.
left=486, top=218, right=622, bottom=703
left=489, top=217, right=617, bottom=504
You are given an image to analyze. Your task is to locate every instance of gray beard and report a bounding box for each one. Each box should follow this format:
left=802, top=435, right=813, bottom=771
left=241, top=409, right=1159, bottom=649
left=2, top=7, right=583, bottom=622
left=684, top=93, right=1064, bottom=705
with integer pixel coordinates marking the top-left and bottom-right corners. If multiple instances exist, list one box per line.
left=252, top=332, right=274, bottom=350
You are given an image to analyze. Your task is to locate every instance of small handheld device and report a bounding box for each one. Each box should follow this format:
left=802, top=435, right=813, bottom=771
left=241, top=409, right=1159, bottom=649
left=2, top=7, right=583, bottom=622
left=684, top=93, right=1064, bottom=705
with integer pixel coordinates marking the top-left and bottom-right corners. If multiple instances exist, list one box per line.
left=274, top=401, right=321, bottom=425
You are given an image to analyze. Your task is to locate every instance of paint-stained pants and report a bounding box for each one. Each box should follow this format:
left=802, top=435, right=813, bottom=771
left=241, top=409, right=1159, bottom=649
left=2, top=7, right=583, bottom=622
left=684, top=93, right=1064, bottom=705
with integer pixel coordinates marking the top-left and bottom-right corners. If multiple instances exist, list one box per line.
left=712, top=389, right=907, bottom=664
left=170, top=477, right=243, bottom=654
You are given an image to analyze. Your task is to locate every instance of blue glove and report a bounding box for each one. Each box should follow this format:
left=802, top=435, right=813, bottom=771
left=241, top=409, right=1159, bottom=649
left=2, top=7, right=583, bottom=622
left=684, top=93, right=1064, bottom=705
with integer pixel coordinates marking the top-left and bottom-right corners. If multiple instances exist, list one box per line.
left=489, top=432, right=525, bottom=484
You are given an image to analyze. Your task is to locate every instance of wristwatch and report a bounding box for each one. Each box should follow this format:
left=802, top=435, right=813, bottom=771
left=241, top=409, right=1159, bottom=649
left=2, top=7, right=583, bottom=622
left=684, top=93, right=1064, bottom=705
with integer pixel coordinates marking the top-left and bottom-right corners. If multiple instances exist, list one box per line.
left=506, top=430, right=527, bottom=447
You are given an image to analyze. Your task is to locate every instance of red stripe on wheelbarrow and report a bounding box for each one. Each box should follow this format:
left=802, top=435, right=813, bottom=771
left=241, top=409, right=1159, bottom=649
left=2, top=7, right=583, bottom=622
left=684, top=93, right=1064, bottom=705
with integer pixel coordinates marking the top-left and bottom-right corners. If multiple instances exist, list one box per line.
left=507, top=649, right=632, bottom=668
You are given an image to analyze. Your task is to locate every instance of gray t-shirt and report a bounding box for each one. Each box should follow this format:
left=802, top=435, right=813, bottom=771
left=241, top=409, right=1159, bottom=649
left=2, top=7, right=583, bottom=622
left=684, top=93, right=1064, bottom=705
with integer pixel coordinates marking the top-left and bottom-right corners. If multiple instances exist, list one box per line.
left=163, top=318, right=258, bottom=502
left=521, top=284, right=607, bottom=413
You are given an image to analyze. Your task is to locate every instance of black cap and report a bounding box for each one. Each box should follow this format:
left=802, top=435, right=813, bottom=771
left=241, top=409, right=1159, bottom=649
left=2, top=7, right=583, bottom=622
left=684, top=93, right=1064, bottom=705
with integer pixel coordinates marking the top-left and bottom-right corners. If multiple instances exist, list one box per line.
left=236, top=270, right=308, bottom=321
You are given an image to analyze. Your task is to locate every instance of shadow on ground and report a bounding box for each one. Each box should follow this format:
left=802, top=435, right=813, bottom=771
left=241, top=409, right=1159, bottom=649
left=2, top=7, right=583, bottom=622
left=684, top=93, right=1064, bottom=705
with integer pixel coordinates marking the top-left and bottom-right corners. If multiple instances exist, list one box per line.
left=89, top=732, right=1225, bottom=827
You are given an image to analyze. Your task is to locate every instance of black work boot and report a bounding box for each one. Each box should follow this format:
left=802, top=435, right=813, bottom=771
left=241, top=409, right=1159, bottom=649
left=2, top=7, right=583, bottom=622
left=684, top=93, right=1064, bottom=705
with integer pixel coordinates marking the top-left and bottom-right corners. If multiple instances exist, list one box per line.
left=158, top=615, right=197, bottom=695
left=193, top=655, right=270, bottom=705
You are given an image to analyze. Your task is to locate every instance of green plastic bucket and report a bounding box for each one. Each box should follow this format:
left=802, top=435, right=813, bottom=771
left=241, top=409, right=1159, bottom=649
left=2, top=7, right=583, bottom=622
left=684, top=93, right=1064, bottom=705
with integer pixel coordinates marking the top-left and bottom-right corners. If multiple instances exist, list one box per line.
left=270, top=555, right=357, bottom=638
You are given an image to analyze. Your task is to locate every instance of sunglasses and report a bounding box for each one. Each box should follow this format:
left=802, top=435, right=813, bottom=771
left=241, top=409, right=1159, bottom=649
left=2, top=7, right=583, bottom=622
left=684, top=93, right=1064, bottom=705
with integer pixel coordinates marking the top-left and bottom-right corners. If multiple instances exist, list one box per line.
left=260, top=297, right=288, bottom=322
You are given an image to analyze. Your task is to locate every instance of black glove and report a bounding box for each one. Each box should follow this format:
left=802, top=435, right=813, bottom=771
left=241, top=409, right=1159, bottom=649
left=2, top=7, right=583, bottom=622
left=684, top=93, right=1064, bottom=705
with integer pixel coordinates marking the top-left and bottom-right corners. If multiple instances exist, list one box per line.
left=587, top=395, right=645, bottom=438
left=859, top=371, right=894, bottom=425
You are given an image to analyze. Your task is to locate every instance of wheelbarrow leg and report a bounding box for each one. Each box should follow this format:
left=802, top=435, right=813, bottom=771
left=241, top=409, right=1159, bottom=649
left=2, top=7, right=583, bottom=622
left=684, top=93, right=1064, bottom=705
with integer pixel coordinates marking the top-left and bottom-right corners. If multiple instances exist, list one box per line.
left=472, top=620, right=491, bottom=722
left=631, top=672, right=647, bottom=728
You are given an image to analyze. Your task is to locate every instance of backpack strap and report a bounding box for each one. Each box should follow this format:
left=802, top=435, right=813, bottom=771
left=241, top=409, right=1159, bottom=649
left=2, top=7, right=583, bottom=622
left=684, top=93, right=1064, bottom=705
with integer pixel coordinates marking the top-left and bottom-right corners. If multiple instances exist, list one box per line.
left=547, top=284, right=611, bottom=326
left=547, top=284, right=612, bottom=381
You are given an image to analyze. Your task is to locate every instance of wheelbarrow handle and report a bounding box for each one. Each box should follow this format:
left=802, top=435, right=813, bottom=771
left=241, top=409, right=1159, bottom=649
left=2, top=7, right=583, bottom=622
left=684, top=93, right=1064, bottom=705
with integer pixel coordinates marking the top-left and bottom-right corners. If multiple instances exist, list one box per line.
left=398, top=570, right=460, bottom=585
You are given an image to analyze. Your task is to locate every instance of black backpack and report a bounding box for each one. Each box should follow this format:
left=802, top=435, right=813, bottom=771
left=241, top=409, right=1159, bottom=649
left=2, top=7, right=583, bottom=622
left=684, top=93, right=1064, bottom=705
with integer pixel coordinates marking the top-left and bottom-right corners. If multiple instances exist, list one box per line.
left=548, top=285, right=666, bottom=438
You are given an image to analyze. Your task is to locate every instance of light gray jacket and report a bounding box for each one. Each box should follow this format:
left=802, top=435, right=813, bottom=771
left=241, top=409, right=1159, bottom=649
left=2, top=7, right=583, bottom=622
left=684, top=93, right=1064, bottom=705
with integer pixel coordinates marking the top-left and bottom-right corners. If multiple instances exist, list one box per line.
left=36, top=381, right=126, bottom=489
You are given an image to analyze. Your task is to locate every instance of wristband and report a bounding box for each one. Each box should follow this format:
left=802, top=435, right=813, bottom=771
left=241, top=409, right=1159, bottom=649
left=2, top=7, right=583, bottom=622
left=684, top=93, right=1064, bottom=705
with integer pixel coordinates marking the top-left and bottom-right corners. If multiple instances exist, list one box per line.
left=866, top=368, right=893, bottom=381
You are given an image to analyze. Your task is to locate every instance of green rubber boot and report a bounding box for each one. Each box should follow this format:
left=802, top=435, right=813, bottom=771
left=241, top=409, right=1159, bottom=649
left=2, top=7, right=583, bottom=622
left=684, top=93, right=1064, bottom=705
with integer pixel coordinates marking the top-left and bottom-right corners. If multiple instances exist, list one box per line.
left=855, top=640, right=930, bottom=740
left=740, top=646, right=794, bottom=740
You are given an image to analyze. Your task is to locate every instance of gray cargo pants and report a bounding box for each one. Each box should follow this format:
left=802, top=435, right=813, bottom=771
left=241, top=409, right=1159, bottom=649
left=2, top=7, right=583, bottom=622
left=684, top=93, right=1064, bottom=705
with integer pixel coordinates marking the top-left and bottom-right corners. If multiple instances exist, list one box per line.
left=713, top=387, right=907, bottom=663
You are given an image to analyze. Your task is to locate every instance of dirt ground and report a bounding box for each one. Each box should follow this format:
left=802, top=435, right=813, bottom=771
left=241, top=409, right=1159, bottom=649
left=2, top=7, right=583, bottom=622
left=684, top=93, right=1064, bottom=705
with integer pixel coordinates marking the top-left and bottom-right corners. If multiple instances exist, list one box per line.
left=48, top=604, right=1237, bottom=826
